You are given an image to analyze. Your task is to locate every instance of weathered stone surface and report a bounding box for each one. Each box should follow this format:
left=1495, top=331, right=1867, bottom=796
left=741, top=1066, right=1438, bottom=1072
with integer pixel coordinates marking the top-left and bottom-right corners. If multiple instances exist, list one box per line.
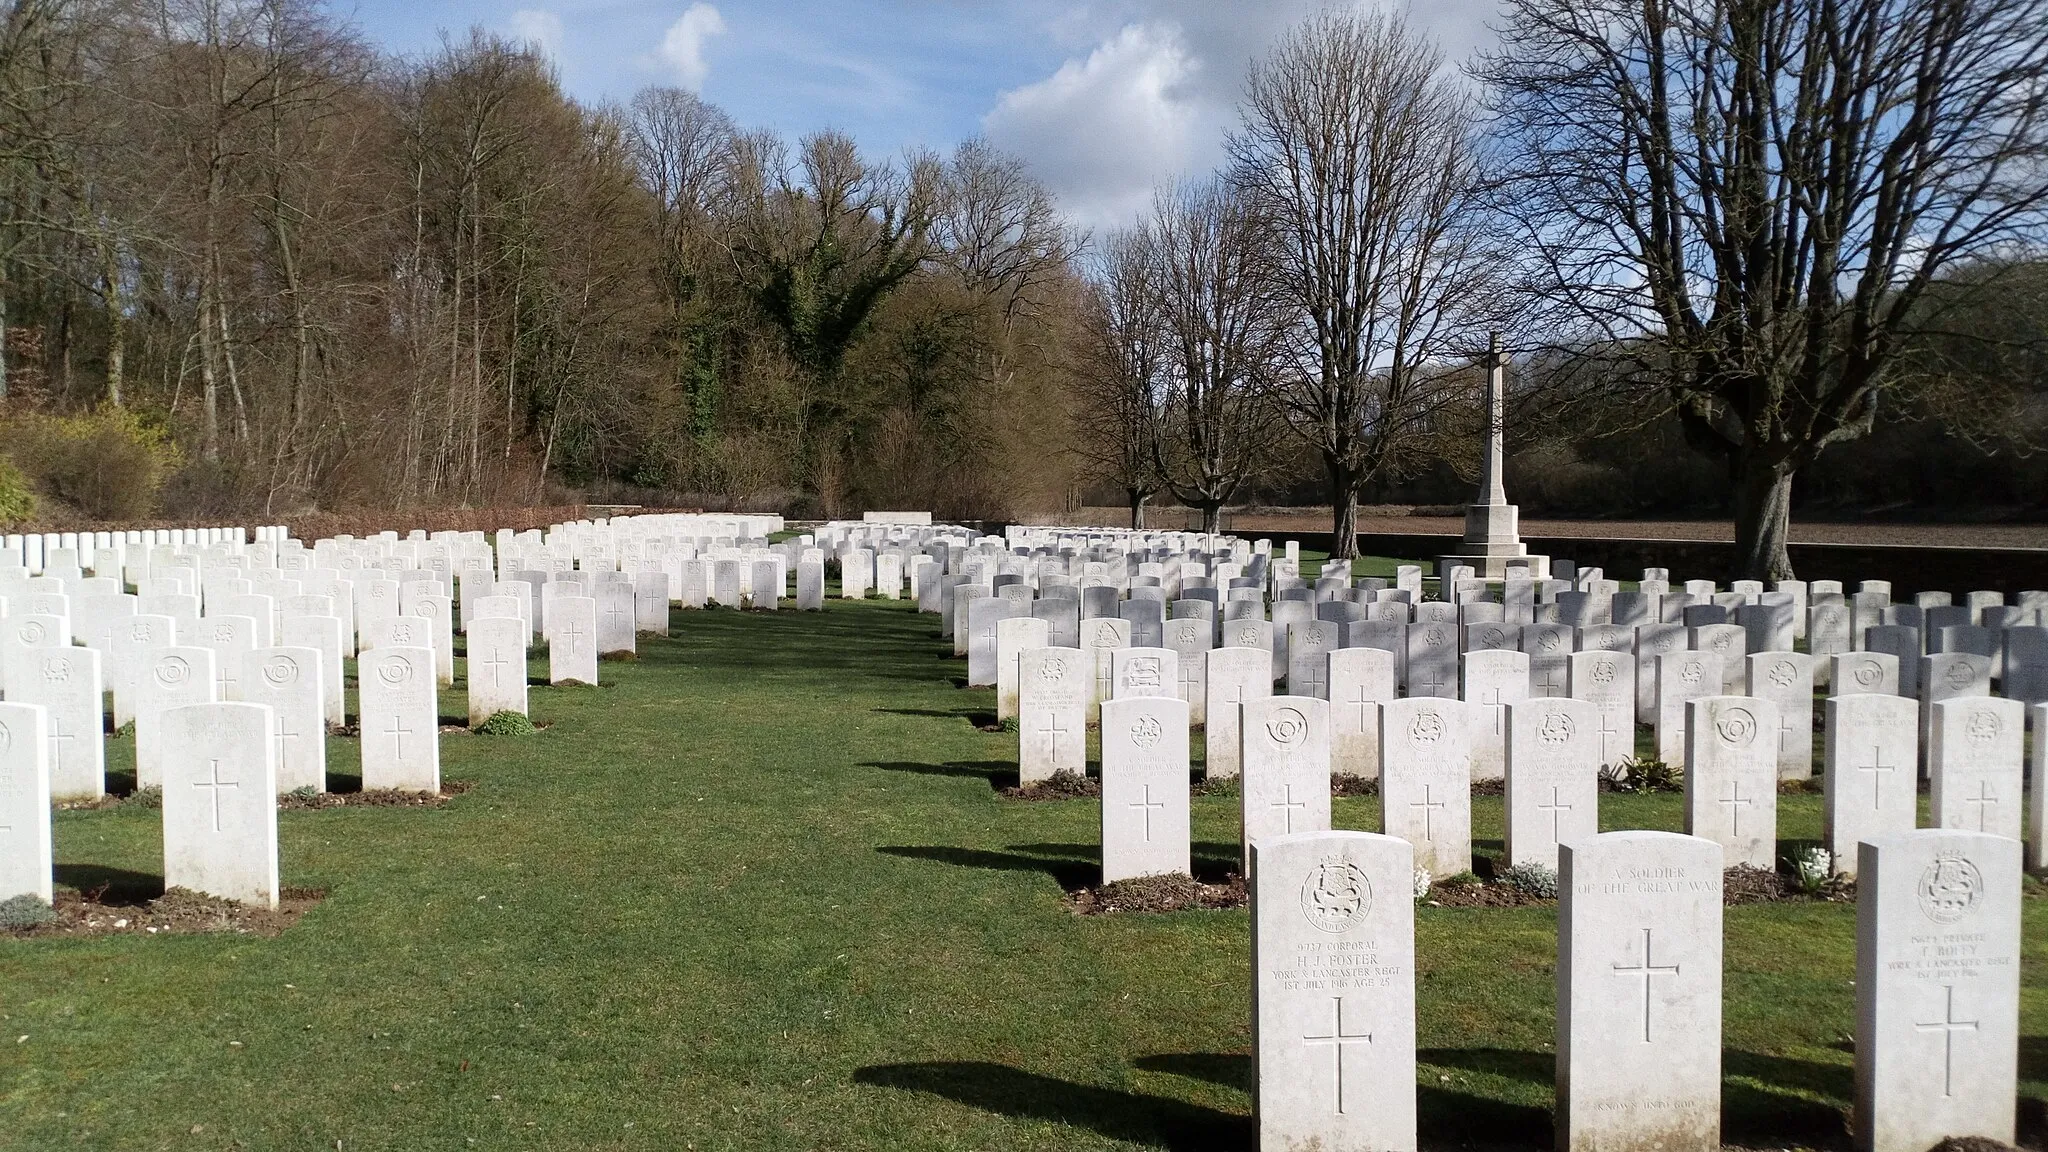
left=1556, top=831, right=1723, bottom=1152
left=1252, top=831, right=1417, bottom=1152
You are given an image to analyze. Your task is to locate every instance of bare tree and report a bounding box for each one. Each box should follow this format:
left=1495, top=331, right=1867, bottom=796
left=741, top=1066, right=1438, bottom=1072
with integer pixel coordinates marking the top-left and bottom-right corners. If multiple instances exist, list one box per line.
left=1230, top=10, right=1509, bottom=559
left=1068, top=226, right=1162, bottom=528
left=1145, top=178, right=1285, bottom=534
left=1481, top=0, right=2048, bottom=579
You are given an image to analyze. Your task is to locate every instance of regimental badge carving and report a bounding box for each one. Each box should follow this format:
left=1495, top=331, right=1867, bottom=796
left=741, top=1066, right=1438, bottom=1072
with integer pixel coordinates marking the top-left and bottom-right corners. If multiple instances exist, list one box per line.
left=130, top=623, right=152, bottom=642
left=1854, top=660, right=1883, bottom=688
left=376, top=656, right=412, bottom=686
left=0, top=720, right=11, bottom=753
left=1095, top=624, right=1119, bottom=647
left=41, top=656, right=71, bottom=684
left=1538, top=712, right=1574, bottom=745
left=1966, top=709, right=2002, bottom=745
left=263, top=656, right=299, bottom=686
left=1300, top=856, right=1373, bottom=934
left=1424, top=628, right=1446, bottom=648
left=1537, top=631, right=1562, bottom=652
left=1301, top=630, right=1326, bottom=650
left=1037, top=658, right=1067, bottom=683
left=1127, top=657, right=1163, bottom=688
left=154, top=655, right=191, bottom=687
left=18, top=622, right=44, bottom=645
left=1238, top=628, right=1261, bottom=648
left=1769, top=661, right=1797, bottom=689
left=1591, top=659, right=1616, bottom=685
left=1130, top=714, right=1164, bottom=748
left=1918, top=852, right=1983, bottom=924
left=1680, top=660, right=1705, bottom=686
left=1266, top=707, right=1309, bottom=746
left=1409, top=710, right=1444, bottom=745
left=1945, top=663, right=1977, bottom=692
left=214, top=624, right=235, bottom=643
left=1714, top=706, right=1758, bottom=746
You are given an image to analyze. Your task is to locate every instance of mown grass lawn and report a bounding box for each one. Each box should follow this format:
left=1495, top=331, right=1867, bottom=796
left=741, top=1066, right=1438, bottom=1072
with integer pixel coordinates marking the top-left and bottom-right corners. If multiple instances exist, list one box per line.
left=3, top=585, right=2045, bottom=1151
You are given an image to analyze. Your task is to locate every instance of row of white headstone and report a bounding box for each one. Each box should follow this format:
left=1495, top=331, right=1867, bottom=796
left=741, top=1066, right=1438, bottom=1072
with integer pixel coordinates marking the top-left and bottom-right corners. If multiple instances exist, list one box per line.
left=1251, top=827, right=2018, bottom=1152
left=1060, top=681, right=2044, bottom=884
left=0, top=512, right=811, bottom=912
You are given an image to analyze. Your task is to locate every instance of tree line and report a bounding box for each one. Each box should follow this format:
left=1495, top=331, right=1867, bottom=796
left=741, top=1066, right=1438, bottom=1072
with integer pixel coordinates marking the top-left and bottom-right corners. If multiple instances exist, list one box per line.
left=1, top=0, right=2045, bottom=577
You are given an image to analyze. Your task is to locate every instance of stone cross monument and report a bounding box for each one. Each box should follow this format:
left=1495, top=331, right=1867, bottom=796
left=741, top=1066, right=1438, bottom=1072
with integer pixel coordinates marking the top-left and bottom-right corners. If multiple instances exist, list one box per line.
left=1441, top=333, right=1546, bottom=579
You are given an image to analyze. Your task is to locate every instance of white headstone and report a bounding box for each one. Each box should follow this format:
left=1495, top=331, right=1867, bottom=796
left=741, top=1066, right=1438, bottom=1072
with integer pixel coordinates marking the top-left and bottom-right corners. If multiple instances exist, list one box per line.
left=1379, top=697, right=1473, bottom=878
left=1018, top=647, right=1086, bottom=783
left=1745, top=652, right=1814, bottom=780
left=1568, top=649, right=1636, bottom=771
left=8, top=645, right=104, bottom=801
left=1929, top=697, right=2023, bottom=838
left=160, top=702, right=278, bottom=908
left=1654, top=651, right=1723, bottom=766
left=1822, top=693, right=1918, bottom=877
left=994, top=616, right=1051, bottom=720
left=1099, top=696, right=1190, bottom=883
left=1252, top=831, right=1416, bottom=1152
left=0, top=703, right=52, bottom=902
left=237, top=647, right=325, bottom=793
left=1682, top=696, right=1780, bottom=868
left=358, top=646, right=439, bottom=793
left=1462, top=649, right=1529, bottom=782
left=1556, top=831, right=1723, bottom=1152
left=1329, top=647, right=1395, bottom=780
left=1504, top=697, right=1600, bottom=869
left=1204, top=646, right=1271, bottom=779
left=466, top=615, right=530, bottom=725
left=136, top=646, right=218, bottom=789
left=280, top=615, right=346, bottom=728
left=1240, top=697, right=1332, bottom=867
left=1854, top=830, right=2020, bottom=1152
left=548, top=596, right=599, bottom=685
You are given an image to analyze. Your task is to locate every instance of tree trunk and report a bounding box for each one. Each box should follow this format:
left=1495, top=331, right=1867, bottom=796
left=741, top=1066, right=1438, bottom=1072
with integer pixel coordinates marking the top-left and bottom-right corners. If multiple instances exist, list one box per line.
left=1128, top=488, right=1147, bottom=530
left=1732, top=456, right=1796, bottom=582
left=1328, top=461, right=1360, bottom=560
left=102, top=241, right=124, bottom=406
left=1201, top=501, right=1223, bottom=534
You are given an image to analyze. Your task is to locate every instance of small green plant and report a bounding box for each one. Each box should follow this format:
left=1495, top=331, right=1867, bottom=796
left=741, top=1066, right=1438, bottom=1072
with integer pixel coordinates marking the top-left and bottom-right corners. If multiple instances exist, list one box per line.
left=1792, top=846, right=1834, bottom=894
left=286, top=785, right=319, bottom=801
left=474, top=710, right=538, bottom=736
left=126, top=786, right=163, bottom=809
left=1601, top=756, right=1681, bottom=793
left=0, top=893, right=57, bottom=930
left=1496, top=862, right=1560, bottom=899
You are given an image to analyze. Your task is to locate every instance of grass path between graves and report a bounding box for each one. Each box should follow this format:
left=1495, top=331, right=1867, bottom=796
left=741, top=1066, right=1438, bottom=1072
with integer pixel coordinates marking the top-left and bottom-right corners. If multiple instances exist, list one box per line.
left=4, top=589, right=2048, bottom=1150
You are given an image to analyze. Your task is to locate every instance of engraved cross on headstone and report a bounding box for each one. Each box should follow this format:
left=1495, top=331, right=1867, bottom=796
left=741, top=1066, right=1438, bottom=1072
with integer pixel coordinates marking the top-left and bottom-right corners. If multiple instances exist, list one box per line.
left=1914, top=983, right=1979, bottom=1098
left=1964, top=780, right=1998, bottom=832
left=1720, top=780, right=1753, bottom=837
left=1597, top=710, right=1625, bottom=764
left=1270, top=782, right=1307, bottom=834
left=1612, top=927, right=1680, bottom=1043
left=1040, top=713, right=1070, bottom=760
left=1300, top=996, right=1373, bottom=1115
left=1411, top=783, right=1446, bottom=840
left=194, top=757, right=239, bottom=833
left=1856, top=743, right=1897, bottom=811
left=385, top=714, right=413, bottom=761
left=1538, top=785, right=1573, bottom=841
left=483, top=651, right=514, bottom=689
left=1481, top=687, right=1508, bottom=735
left=1128, top=783, right=1166, bottom=842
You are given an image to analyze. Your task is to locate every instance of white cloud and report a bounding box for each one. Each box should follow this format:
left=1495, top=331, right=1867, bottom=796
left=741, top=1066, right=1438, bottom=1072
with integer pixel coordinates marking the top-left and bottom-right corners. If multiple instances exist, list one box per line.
left=983, top=23, right=1205, bottom=236
left=508, top=9, right=565, bottom=60
left=659, top=3, right=727, bottom=91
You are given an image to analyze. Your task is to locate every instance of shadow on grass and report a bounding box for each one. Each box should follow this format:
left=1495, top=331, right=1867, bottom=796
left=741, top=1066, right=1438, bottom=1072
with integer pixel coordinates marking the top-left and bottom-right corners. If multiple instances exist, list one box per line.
left=877, top=845, right=1095, bottom=890
left=1134, top=1052, right=1247, bottom=1091
left=1722, top=1049, right=1850, bottom=1148
left=864, top=760, right=1017, bottom=790
left=1419, top=1047, right=1550, bottom=1086
left=55, top=864, right=165, bottom=905
left=853, top=1061, right=1250, bottom=1151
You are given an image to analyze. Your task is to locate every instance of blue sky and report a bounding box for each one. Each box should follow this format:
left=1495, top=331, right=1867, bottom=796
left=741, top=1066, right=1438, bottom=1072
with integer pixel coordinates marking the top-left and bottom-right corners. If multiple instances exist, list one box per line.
left=340, top=0, right=1503, bottom=233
